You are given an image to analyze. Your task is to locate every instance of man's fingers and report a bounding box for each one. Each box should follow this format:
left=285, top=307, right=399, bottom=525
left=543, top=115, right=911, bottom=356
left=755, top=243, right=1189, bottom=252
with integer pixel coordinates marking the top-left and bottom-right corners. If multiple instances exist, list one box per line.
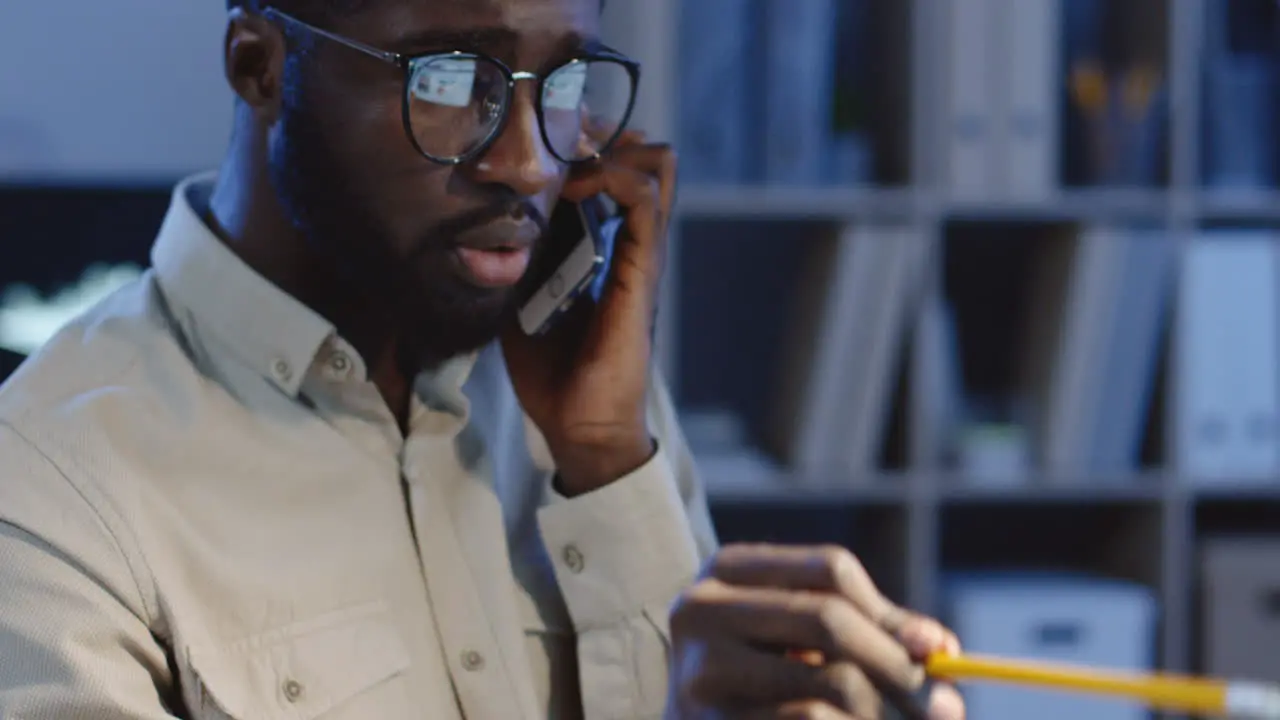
left=926, top=681, right=966, bottom=720
left=579, top=113, right=646, bottom=149
left=708, top=544, right=903, bottom=633
left=680, top=640, right=882, bottom=715
left=897, top=614, right=961, bottom=661
left=740, top=701, right=857, bottom=720
left=550, top=160, right=662, bottom=353
left=559, top=155, right=659, bottom=209
left=900, top=618, right=965, bottom=719
left=558, top=149, right=672, bottom=301
left=672, top=580, right=923, bottom=692
left=606, top=142, right=678, bottom=217
left=608, top=127, right=648, bottom=149
left=671, top=545, right=966, bottom=720
left=563, top=143, right=675, bottom=199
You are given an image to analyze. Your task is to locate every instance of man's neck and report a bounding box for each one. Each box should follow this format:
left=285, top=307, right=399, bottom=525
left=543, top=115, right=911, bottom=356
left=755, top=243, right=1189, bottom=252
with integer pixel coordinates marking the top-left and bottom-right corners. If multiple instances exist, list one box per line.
left=205, top=140, right=414, bottom=430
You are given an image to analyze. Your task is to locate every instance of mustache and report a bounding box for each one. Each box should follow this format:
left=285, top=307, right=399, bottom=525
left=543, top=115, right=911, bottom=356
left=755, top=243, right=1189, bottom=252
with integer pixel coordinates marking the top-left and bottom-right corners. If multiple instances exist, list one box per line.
left=412, top=198, right=549, bottom=259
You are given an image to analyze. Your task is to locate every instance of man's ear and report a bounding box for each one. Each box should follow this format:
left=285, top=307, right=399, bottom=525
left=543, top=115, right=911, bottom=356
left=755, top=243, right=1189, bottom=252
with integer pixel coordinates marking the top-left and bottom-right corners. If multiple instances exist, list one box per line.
left=224, top=7, right=287, bottom=120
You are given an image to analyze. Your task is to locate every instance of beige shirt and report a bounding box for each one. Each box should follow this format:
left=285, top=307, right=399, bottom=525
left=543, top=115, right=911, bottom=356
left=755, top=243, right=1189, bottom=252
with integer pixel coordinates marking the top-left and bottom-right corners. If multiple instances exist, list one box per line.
left=0, top=175, right=718, bottom=720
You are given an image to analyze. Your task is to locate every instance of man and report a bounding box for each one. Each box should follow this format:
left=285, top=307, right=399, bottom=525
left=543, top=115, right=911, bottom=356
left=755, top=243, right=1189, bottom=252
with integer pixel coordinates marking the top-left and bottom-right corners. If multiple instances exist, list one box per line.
left=0, top=0, right=965, bottom=718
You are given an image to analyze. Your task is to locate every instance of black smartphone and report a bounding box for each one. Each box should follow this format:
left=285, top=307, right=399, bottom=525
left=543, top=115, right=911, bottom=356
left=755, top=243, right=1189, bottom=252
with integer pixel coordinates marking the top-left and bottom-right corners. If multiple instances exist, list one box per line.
left=517, top=195, right=621, bottom=336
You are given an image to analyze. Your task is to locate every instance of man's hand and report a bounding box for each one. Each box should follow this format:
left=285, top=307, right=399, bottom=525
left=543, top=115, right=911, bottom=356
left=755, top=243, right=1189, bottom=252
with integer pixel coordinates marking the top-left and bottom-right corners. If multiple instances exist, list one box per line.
left=667, top=544, right=966, bottom=720
left=501, top=127, right=676, bottom=496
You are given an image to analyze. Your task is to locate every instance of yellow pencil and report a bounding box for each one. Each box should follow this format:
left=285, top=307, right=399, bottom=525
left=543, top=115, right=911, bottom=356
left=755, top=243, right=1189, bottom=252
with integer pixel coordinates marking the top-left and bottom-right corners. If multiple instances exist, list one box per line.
left=925, top=652, right=1280, bottom=719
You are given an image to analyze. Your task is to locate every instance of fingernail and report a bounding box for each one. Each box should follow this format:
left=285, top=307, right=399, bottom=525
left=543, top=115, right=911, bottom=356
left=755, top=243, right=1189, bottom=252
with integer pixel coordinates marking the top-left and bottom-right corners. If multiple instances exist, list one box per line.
left=907, top=664, right=927, bottom=690
left=944, top=633, right=962, bottom=655
left=928, top=682, right=966, bottom=720
left=900, top=620, right=946, bottom=658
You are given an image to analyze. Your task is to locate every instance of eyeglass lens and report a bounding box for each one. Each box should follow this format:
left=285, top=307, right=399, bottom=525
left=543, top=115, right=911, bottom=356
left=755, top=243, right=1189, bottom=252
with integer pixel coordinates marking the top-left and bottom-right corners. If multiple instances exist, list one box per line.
left=406, top=56, right=633, bottom=162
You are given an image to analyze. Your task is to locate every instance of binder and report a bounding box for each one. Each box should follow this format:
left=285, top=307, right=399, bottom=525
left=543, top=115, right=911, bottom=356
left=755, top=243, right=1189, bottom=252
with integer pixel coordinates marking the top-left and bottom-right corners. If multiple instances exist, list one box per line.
left=943, top=0, right=999, bottom=202
left=1039, top=226, right=1127, bottom=477
left=1087, top=229, right=1173, bottom=473
left=760, top=0, right=838, bottom=186
left=1176, top=232, right=1280, bottom=482
left=677, top=0, right=754, bottom=184
left=995, top=0, right=1061, bottom=201
left=777, top=225, right=893, bottom=477
left=1201, top=0, right=1279, bottom=193
left=828, top=0, right=874, bottom=186
left=914, top=294, right=964, bottom=469
left=838, top=227, right=924, bottom=477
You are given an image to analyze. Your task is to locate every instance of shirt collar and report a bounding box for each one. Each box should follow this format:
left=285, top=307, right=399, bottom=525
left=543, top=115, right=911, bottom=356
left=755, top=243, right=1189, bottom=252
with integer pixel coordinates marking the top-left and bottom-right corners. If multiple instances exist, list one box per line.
left=150, top=173, right=482, bottom=400
left=151, top=173, right=337, bottom=397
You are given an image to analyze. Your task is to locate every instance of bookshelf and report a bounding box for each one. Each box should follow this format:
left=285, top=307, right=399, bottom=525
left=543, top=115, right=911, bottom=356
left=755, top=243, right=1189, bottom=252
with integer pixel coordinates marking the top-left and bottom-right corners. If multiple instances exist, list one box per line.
left=607, top=0, right=1280, bottom=714
left=0, top=2, right=1271, bottom=717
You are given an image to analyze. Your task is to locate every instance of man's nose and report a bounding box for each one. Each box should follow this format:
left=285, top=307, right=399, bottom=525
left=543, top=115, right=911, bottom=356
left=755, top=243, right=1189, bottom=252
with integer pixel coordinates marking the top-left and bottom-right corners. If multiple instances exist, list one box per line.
left=468, top=87, right=560, bottom=198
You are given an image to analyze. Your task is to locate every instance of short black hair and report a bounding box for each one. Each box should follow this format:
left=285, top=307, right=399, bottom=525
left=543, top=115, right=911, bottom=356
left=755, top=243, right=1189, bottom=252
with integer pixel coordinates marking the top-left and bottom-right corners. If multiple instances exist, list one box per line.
left=228, top=0, right=604, bottom=18
left=226, top=1, right=369, bottom=19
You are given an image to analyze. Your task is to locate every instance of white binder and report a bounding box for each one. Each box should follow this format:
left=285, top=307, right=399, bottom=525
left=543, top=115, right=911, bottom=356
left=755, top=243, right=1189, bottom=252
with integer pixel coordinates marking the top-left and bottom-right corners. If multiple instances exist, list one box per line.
left=838, top=227, right=923, bottom=477
left=788, top=225, right=893, bottom=476
left=1041, top=226, right=1127, bottom=476
left=995, top=0, right=1061, bottom=202
left=943, top=0, right=999, bottom=202
left=1176, top=232, right=1280, bottom=482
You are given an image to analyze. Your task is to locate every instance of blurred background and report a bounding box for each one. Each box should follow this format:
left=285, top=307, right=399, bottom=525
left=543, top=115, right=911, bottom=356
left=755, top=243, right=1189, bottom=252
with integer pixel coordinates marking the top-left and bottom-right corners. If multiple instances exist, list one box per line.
left=3, top=1, right=1280, bottom=717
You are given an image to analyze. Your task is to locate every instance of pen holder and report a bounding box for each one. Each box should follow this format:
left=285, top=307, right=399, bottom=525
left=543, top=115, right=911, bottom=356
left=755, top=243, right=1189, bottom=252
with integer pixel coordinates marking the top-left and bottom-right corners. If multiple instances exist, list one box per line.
left=1074, top=68, right=1167, bottom=187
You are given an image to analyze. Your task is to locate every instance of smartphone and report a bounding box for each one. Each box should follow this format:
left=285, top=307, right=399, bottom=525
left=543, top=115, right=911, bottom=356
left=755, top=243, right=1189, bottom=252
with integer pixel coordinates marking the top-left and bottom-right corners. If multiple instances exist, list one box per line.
left=517, top=195, right=622, bottom=336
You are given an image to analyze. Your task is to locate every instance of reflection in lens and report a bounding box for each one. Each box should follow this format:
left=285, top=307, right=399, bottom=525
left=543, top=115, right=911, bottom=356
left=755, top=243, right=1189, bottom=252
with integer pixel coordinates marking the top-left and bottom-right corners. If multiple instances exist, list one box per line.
left=543, top=59, right=633, bottom=161
left=403, top=54, right=634, bottom=162
left=407, top=54, right=506, bottom=160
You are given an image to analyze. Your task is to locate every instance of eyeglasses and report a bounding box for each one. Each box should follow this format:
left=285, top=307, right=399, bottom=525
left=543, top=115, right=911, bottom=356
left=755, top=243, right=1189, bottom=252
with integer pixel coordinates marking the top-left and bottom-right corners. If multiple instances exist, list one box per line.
left=262, top=8, right=642, bottom=166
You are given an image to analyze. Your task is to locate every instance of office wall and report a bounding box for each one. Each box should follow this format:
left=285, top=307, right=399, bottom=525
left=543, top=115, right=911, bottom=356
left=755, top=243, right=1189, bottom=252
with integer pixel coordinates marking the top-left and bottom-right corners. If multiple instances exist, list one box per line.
left=0, top=1, right=233, bottom=183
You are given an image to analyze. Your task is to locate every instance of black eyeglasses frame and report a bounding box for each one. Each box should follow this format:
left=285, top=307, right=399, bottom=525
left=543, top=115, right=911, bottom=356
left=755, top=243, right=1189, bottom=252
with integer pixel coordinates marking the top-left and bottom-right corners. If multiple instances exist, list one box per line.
left=262, top=7, right=643, bottom=166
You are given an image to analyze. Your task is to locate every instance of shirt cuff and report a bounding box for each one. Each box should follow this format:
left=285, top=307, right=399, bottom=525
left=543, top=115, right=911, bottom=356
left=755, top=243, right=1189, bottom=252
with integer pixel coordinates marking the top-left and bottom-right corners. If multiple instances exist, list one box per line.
left=536, top=443, right=702, bottom=630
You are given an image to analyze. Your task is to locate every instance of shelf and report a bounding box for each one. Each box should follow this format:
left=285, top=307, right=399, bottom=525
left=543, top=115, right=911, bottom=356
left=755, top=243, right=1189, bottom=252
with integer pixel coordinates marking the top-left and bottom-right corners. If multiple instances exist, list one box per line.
left=937, top=476, right=1166, bottom=504
left=702, top=470, right=1174, bottom=505
left=1196, top=190, right=1280, bottom=222
left=1187, top=482, right=1280, bottom=503
left=703, top=470, right=909, bottom=506
left=942, top=188, right=1172, bottom=222
left=673, top=184, right=1280, bottom=224
left=702, top=473, right=1280, bottom=505
left=676, top=185, right=917, bottom=221
left=675, top=186, right=1173, bottom=223
left=656, top=0, right=1280, bottom=694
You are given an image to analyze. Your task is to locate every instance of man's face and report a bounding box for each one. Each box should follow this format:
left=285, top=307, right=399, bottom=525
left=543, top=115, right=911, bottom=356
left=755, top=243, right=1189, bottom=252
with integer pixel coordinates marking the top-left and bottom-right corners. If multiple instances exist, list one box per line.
left=268, top=0, right=603, bottom=367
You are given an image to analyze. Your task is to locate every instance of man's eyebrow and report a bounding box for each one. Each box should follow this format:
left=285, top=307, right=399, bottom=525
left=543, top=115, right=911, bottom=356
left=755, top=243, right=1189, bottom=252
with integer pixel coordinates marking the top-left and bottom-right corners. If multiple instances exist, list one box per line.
left=390, top=27, right=602, bottom=59
left=559, top=31, right=603, bottom=55
left=390, top=26, right=520, bottom=54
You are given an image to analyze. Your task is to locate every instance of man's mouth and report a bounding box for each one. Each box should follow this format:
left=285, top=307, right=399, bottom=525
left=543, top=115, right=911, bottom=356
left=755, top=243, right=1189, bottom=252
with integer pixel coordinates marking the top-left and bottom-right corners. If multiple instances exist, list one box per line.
left=453, top=246, right=531, bottom=288
left=450, top=219, right=540, bottom=288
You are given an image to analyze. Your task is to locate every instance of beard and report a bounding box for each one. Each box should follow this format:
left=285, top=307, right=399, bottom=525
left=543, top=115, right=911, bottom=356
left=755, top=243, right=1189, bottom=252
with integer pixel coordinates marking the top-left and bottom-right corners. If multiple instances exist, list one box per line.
left=266, top=60, right=526, bottom=371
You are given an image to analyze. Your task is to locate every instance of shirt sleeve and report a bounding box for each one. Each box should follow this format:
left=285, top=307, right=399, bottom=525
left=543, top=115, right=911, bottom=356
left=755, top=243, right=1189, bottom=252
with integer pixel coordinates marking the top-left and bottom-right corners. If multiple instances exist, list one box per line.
left=0, top=424, right=181, bottom=719
left=536, top=367, right=718, bottom=720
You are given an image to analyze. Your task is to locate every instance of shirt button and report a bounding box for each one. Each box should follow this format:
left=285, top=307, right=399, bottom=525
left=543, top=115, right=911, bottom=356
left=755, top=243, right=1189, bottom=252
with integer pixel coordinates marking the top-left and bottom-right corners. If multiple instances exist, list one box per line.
left=562, top=544, right=585, bottom=574
left=461, top=650, right=485, bottom=671
left=271, top=358, right=293, bottom=383
left=282, top=678, right=304, bottom=702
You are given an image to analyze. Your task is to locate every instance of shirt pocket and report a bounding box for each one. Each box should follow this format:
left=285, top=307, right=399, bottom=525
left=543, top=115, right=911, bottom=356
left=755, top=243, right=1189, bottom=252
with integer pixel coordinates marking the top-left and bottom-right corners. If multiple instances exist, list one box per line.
left=183, top=600, right=413, bottom=720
